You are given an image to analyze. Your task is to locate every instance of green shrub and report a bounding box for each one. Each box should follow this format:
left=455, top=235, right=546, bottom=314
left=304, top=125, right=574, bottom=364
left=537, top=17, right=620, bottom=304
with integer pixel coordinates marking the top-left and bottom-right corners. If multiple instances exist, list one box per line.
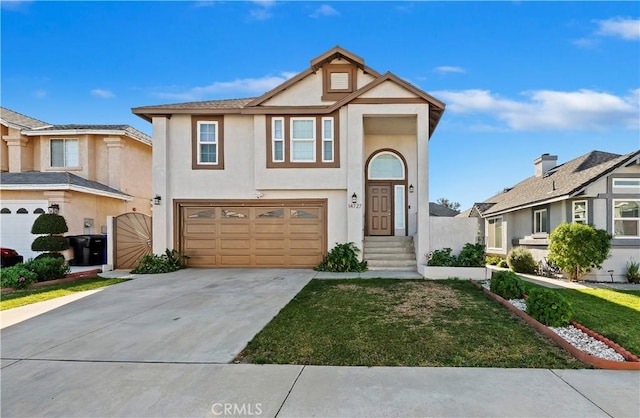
left=0, top=265, right=37, bottom=289
left=457, top=243, right=485, bottom=267
left=507, top=247, right=537, bottom=274
left=626, top=258, right=640, bottom=284
left=490, top=270, right=526, bottom=300
left=427, top=248, right=457, bottom=266
left=314, top=242, right=367, bottom=272
left=486, top=255, right=502, bottom=265
left=497, top=259, right=509, bottom=268
left=31, top=214, right=69, bottom=235
left=24, top=256, right=70, bottom=282
left=526, top=288, right=573, bottom=327
left=34, top=252, right=65, bottom=260
left=548, top=223, right=611, bottom=281
left=131, top=249, right=188, bottom=274
left=31, top=236, right=70, bottom=252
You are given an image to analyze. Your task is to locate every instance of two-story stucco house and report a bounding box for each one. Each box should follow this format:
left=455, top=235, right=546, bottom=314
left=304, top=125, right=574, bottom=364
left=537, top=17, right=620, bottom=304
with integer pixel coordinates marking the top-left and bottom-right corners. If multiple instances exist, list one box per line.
left=0, top=107, right=152, bottom=261
left=469, top=150, right=640, bottom=282
left=132, top=46, right=445, bottom=270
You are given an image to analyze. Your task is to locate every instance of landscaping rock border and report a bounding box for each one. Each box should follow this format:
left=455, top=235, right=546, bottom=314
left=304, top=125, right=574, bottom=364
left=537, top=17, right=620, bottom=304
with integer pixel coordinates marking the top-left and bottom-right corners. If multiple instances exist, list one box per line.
left=472, top=280, right=640, bottom=370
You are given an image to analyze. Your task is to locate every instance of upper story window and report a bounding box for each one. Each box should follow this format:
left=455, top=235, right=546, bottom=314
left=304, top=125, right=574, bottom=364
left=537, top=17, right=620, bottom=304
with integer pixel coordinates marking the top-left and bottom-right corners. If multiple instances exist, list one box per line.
left=192, top=116, right=224, bottom=170
left=50, top=138, right=79, bottom=168
left=266, top=114, right=339, bottom=168
left=321, top=117, right=334, bottom=163
left=322, top=64, right=356, bottom=101
left=291, top=118, right=315, bottom=162
left=572, top=200, right=587, bottom=224
left=613, top=178, right=640, bottom=188
left=613, top=199, right=640, bottom=238
left=368, top=152, right=405, bottom=180
left=487, top=217, right=503, bottom=250
left=533, top=209, right=548, bottom=234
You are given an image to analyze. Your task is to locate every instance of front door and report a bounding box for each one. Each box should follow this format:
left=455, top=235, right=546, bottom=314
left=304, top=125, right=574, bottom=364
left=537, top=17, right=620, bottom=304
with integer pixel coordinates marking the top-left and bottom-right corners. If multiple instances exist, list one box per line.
left=367, top=183, right=392, bottom=235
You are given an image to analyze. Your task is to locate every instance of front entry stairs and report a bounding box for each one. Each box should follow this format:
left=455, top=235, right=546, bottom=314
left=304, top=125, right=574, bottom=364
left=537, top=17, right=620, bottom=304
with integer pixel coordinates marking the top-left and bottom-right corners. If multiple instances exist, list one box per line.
left=363, top=236, right=417, bottom=271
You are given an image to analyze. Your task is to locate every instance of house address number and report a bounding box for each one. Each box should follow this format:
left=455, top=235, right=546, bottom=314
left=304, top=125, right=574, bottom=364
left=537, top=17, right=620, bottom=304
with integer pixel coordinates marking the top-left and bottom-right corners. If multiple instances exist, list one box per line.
left=348, top=203, right=362, bottom=209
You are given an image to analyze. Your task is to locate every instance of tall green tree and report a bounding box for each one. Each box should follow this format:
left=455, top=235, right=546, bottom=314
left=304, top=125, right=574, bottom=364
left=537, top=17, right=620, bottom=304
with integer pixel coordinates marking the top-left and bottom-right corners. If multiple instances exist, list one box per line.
left=548, top=223, right=611, bottom=281
left=436, top=197, right=461, bottom=212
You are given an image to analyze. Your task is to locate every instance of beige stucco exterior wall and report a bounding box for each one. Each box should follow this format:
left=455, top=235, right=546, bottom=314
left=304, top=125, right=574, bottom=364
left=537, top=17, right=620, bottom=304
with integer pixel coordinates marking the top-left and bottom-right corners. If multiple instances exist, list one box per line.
left=263, top=72, right=326, bottom=106
left=1, top=124, right=9, bottom=172
left=429, top=217, right=479, bottom=256
left=360, top=81, right=418, bottom=98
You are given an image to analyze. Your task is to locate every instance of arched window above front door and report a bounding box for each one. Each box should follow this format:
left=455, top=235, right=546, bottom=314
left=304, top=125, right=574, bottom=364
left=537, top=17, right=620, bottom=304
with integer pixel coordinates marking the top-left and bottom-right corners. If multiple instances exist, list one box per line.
left=368, top=152, right=405, bottom=180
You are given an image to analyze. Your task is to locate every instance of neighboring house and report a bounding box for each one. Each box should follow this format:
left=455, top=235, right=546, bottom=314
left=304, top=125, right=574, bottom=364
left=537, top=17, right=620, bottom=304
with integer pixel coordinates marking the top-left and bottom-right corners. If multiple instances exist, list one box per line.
left=467, top=150, right=640, bottom=282
left=132, top=46, right=446, bottom=269
left=429, top=202, right=460, bottom=217
left=0, top=107, right=152, bottom=260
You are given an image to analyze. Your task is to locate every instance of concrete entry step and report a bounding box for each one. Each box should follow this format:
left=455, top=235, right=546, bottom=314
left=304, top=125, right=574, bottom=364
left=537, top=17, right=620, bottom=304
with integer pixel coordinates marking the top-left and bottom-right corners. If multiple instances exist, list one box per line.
left=363, top=236, right=417, bottom=271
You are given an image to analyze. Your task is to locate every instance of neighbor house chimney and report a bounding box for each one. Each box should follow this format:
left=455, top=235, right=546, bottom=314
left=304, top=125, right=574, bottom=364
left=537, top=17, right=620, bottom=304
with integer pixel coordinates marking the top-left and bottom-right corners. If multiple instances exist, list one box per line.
left=534, top=153, right=557, bottom=177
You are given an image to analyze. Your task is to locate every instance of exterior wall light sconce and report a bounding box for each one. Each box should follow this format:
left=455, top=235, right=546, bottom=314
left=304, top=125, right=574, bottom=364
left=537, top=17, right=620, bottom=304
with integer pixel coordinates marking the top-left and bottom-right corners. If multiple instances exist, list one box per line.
left=351, top=193, right=358, bottom=204
left=48, top=204, right=60, bottom=214
left=153, top=195, right=162, bottom=205
left=409, top=184, right=414, bottom=193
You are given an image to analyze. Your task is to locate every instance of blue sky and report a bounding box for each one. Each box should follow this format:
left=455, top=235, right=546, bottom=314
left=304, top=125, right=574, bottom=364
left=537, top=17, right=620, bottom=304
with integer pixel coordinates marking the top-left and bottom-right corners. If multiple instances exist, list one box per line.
left=2, top=1, right=639, bottom=210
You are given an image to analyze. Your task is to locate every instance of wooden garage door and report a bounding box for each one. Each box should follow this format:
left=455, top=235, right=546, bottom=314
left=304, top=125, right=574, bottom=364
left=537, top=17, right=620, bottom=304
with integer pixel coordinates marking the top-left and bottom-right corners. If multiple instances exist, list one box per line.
left=177, top=200, right=326, bottom=268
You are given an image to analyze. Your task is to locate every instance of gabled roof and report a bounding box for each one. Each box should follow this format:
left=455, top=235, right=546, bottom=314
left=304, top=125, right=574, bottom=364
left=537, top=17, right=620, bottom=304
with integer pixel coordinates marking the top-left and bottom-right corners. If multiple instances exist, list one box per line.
left=132, top=46, right=446, bottom=138
left=476, top=150, right=640, bottom=217
left=0, top=107, right=51, bottom=130
left=22, top=124, right=152, bottom=146
left=0, top=172, right=133, bottom=200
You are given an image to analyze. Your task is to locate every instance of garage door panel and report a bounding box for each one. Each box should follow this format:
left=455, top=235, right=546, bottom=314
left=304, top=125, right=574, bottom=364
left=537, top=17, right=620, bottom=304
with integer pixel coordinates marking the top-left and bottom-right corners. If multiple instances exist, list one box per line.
left=179, top=200, right=325, bottom=268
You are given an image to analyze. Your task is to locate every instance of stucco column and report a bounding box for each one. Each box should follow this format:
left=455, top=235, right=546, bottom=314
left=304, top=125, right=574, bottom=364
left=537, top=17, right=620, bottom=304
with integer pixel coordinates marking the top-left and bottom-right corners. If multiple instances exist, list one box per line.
left=3, top=136, right=28, bottom=173
left=416, top=106, right=431, bottom=266
left=152, top=117, right=170, bottom=253
left=346, top=105, right=365, bottom=257
left=103, top=137, right=125, bottom=191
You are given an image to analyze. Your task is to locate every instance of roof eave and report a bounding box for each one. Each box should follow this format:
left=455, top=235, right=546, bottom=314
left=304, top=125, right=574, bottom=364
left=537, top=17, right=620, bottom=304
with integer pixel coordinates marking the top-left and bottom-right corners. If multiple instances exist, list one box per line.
left=0, top=183, right=133, bottom=201
left=21, top=128, right=152, bottom=146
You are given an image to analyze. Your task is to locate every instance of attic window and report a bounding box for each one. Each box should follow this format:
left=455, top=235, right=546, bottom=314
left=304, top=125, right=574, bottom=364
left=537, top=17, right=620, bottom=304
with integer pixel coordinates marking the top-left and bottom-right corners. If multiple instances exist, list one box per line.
left=330, top=72, right=350, bottom=90
left=322, top=64, right=356, bottom=100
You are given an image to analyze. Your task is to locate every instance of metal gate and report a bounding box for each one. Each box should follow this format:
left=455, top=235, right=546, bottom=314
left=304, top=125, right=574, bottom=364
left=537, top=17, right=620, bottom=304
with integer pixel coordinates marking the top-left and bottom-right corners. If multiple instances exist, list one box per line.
left=114, top=212, right=152, bottom=269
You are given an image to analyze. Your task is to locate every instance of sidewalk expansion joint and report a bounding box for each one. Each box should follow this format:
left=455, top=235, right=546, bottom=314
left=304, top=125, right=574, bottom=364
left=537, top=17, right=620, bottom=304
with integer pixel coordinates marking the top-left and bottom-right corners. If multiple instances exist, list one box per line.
left=549, top=370, right=613, bottom=417
left=274, top=365, right=305, bottom=417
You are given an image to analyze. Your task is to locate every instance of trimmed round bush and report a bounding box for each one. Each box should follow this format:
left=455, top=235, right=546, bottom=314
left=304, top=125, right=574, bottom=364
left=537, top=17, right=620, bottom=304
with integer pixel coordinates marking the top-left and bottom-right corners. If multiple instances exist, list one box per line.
left=31, top=214, right=69, bottom=235
left=32, top=235, right=70, bottom=252
left=24, top=256, right=70, bottom=282
left=507, top=247, right=537, bottom=274
left=0, top=265, right=37, bottom=289
left=525, top=288, right=573, bottom=327
left=490, top=270, right=526, bottom=300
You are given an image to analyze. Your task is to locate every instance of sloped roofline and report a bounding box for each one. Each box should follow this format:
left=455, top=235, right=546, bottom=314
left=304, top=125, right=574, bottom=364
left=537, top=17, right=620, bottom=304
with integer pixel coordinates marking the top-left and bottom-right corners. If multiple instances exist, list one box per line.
left=21, top=126, right=152, bottom=146
left=477, top=150, right=640, bottom=217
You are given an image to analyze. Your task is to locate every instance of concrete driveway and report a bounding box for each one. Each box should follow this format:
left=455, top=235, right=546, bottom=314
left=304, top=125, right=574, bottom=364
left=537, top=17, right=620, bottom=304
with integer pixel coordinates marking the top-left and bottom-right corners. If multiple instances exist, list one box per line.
left=1, top=268, right=315, bottom=363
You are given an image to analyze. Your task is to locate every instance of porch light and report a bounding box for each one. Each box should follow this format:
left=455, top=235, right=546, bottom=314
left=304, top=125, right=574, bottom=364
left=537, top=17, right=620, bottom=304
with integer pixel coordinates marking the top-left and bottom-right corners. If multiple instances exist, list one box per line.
left=48, top=204, right=60, bottom=215
left=153, top=195, right=162, bottom=205
left=351, top=193, right=358, bottom=204
left=409, top=184, right=414, bottom=193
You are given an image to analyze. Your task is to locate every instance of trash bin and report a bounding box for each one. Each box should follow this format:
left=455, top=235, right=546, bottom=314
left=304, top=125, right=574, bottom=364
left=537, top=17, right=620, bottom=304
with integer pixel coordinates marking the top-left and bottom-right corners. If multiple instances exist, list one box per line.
left=68, top=235, right=106, bottom=266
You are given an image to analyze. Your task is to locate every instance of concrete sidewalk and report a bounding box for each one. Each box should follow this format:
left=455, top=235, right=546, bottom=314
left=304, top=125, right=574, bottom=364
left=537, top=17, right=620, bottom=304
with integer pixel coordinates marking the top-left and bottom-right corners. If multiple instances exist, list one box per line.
left=1, top=362, right=638, bottom=417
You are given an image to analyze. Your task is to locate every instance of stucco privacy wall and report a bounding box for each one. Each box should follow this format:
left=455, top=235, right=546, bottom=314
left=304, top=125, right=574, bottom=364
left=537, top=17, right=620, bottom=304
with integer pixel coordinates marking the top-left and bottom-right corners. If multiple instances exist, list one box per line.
left=429, top=217, right=479, bottom=258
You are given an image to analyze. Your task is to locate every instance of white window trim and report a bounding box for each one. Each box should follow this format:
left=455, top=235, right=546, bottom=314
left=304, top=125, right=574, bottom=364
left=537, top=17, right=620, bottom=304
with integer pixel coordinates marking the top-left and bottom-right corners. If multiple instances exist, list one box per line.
left=272, top=117, right=285, bottom=162
left=290, top=117, right=316, bottom=163
left=613, top=199, right=640, bottom=239
left=197, top=121, right=218, bottom=165
left=572, top=200, right=588, bottom=224
left=533, top=209, right=547, bottom=234
left=613, top=178, right=640, bottom=189
left=321, top=117, right=334, bottom=163
left=50, top=138, right=80, bottom=168
left=487, top=216, right=503, bottom=251
left=367, top=151, right=406, bottom=180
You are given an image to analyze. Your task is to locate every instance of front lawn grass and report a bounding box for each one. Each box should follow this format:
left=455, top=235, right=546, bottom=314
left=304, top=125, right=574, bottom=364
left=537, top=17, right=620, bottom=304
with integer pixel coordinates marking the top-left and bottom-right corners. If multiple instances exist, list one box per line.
left=525, top=283, right=640, bottom=356
left=0, top=277, right=129, bottom=310
left=236, top=279, right=584, bottom=368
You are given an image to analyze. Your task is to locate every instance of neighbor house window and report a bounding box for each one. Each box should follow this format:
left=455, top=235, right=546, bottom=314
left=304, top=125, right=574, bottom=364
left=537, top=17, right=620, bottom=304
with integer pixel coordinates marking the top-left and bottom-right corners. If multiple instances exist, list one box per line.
left=487, top=217, right=503, bottom=250
left=533, top=209, right=548, bottom=234
left=572, top=201, right=587, bottom=224
left=197, top=121, right=217, bottom=164
left=613, top=178, right=640, bottom=189
left=192, top=116, right=224, bottom=169
left=613, top=199, right=640, bottom=238
left=321, top=117, right=334, bottom=162
left=272, top=117, right=284, bottom=162
left=291, top=118, right=315, bottom=162
left=50, top=139, right=79, bottom=167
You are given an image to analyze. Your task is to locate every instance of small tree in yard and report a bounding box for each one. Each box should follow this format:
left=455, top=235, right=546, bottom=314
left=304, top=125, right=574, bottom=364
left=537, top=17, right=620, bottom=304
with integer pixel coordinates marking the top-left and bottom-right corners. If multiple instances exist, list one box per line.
left=31, top=213, right=70, bottom=259
left=548, top=223, right=611, bottom=281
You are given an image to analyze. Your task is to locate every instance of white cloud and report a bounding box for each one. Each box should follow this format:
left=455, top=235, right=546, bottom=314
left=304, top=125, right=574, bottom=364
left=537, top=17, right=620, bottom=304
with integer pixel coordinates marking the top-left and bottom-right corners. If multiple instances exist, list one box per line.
left=434, top=66, right=465, bottom=74
left=595, top=17, right=640, bottom=40
left=153, top=72, right=297, bottom=101
left=0, top=0, right=33, bottom=11
left=433, top=88, right=639, bottom=131
left=91, top=89, right=115, bottom=99
left=249, top=0, right=276, bottom=21
left=309, top=4, right=339, bottom=18
left=33, top=89, right=47, bottom=99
